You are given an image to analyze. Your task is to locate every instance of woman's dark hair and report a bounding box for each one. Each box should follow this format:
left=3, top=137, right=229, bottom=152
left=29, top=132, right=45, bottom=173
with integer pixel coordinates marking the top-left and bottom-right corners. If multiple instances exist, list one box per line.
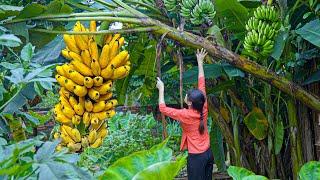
left=187, top=89, right=205, bottom=134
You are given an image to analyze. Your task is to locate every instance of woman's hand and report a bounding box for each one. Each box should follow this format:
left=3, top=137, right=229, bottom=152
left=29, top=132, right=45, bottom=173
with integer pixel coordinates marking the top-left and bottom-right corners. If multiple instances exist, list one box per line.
left=156, top=77, right=164, bottom=91
left=196, top=48, right=208, bottom=65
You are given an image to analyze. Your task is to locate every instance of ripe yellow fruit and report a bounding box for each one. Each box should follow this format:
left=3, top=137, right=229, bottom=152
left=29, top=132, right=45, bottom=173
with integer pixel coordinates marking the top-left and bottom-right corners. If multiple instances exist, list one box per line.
left=83, top=112, right=91, bottom=127
left=61, top=133, right=75, bottom=144
left=110, top=50, right=128, bottom=68
left=83, top=77, right=93, bottom=88
left=98, top=44, right=110, bottom=69
left=55, top=113, right=72, bottom=124
left=68, top=70, right=85, bottom=85
left=89, top=37, right=99, bottom=62
left=118, top=37, right=125, bottom=48
left=56, top=65, right=67, bottom=77
left=69, top=51, right=83, bottom=62
left=73, top=85, right=88, bottom=97
left=71, top=60, right=93, bottom=76
left=63, top=34, right=80, bottom=54
left=104, top=34, right=112, bottom=44
left=56, top=144, right=63, bottom=151
left=61, top=105, right=75, bottom=119
left=93, top=76, right=103, bottom=86
left=91, top=116, right=99, bottom=126
left=109, top=99, right=118, bottom=107
left=74, top=34, right=88, bottom=51
left=73, top=103, right=85, bottom=116
left=94, top=111, right=108, bottom=120
left=98, top=92, right=113, bottom=101
left=109, top=41, right=119, bottom=60
left=62, top=64, right=74, bottom=78
left=109, top=34, right=121, bottom=46
left=61, top=49, right=71, bottom=60
left=72, top=115, right=81, bottom=125
left=101, top=65, right=114, bottom=79
left=88, top=89, right=100, bottom=101
left=59, top=96, right=73, bottom=110
left=59, top=87, right=70, bottom=98
left=104, top=101, right=113, bottom=111
left=88, top=130, right=97, bottom=144
left=64, top=79, right=77, bottom=92
left=92, top=101, right=106, bottom=113
left=97, top=128, right=108, bottom=139
left=94, top=81, right=112, bottom=95
left=67, top=142, right=82, bottom=152
left=85, top=99, right=93, bottom=112
left=91, top=59, right=101, bottom=76
left=81, top=49, right=92, bottom=67
left=72, top=128, right=81, bottom=142
left=90, top=138, right=102, bottom=148
left=55, top=75, right=67, bottom=87
left=53, top=132, right=60, bottom=139
left=79, top=96, right=85, bottom=108
left=112, top=65, right=130, bottom=80
left=89, top=20, right=97, bottom=32
left=68, top=95, right=78, bottom=107
left=81, top=137, right=89, bottom=148
left=107, top=109, right=116, bottom=118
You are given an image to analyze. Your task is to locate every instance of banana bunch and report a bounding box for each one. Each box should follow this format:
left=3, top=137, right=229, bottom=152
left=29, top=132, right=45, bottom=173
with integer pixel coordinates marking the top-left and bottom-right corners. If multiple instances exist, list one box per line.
left=243, top=5, right=280, bottom=59
left=190, top=0, right=216, bottom=25
left=164, top=0, right=177, bottom=11
left=53, top=21, right=130, bottom=152
left=180, top=0, right=197, bottom=20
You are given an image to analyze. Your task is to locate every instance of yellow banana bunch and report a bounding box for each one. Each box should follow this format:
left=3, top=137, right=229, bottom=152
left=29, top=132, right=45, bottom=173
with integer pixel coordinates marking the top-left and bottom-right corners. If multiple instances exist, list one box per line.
left=54, top=22, right=131, bottom=152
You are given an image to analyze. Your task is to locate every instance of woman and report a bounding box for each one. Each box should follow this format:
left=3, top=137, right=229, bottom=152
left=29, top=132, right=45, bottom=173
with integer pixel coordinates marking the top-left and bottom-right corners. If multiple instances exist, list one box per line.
left=156, top=48, right=213, bottom=180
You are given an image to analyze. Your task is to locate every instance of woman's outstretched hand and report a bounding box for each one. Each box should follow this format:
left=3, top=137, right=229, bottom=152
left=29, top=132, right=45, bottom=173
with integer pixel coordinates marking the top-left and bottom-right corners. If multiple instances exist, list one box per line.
left=196, top=48, right=208, bottom=65
left=156, top=77, right=164, bottom=91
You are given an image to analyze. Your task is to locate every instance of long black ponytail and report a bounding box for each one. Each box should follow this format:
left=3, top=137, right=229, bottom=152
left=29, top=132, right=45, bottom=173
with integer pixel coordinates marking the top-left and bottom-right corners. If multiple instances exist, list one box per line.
left=187, top=89, right=205, bottom=134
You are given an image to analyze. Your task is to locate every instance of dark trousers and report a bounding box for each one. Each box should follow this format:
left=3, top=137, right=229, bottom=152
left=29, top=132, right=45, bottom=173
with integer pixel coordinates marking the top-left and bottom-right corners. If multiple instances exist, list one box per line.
left=187, top=147, right=214, bottom=180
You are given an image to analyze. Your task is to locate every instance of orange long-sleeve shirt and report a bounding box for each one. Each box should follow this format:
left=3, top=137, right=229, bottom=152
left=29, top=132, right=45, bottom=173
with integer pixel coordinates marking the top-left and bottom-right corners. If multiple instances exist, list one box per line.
left=159, top=76, right=210, bottom=154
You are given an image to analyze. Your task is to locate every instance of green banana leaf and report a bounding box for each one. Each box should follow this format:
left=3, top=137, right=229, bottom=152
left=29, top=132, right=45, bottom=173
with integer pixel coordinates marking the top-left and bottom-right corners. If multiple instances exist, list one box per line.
left=227, top=166, right=255, bottom=180
left=132, top=155, right=187, bottom=180
left=244, top=107, right=269, bottom=140
left=242, top=175, right=268, bottom=180
left=100, top=139, right=177, bottom=180
left=210, top=120, right=226, bottom=171
left=298, top=161, right=320, bottom=180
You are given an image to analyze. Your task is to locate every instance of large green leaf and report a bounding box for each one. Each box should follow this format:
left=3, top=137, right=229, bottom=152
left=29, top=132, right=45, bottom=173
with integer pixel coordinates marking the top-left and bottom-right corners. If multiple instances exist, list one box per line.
left=32, top=36, right=65, bottom=64
left=0, top=5, right=23, bottom=20
left=227, top=166, right=255, bottom=180
left=210, top=120, right=226, bottom=171
left=303, top=69, right=320, bottom=85
left=0, top=34, right=22, bottom=47
left=237, top=0, right=261, bottom=8
left=132, top=155, right=187, bottom=180
left=5, top=22, right=29, bottom=42
left=274, top=120, right=284, bottom=155
left=299, top=161, right=320, bottom=180
left=100, top=139, right=172, bottom=180
left=183, top=64, right=224, bottom=84
left=21, top=43, right=34, bottom=62
left=296, top=19, right=320, bottom=48
left=244, top=107, right=269, bottom=140
left=15, top=3, right=47, bottom=19
left=215, top=0, right=248, bottom=34
left=242, top=175, right=268, bottom=180
left=271, top=30, right=289, bottom=61
left=43, top=0, right=73, bottom=15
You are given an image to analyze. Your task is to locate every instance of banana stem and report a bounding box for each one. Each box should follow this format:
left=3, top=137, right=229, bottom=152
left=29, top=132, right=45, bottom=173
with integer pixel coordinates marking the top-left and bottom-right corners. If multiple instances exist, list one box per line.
left=29, top=26, right=159, bottom=34
left=46, top=16, right=149, bottom=24
left=123, top=0, right=162, bottom=14
left=65, top=0, right=98, bottom=12
left=112, top=0, right=147, bottom=18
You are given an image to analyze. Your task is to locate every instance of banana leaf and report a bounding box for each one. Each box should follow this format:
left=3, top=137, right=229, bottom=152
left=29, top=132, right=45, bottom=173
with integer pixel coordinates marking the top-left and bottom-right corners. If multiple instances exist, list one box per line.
left=298, top=161, right=320, bottom=180
left=244, top=107, right=268, bottom=140
left=227, top=166, right=255, bottom=180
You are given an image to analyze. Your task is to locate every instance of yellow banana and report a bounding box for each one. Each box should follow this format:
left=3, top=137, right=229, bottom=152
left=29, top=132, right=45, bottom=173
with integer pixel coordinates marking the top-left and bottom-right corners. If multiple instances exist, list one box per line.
left=89, top=37, right=99, bottom=62
left=59, top=96, right=73, bottom=110
left=63, top=34, right=80, bottom=54
left=73, top=21, right=82, bottom=32
left=69, top=51, right=83, bottom=63
left=68, top=95, right=78, bottom=107
left=88, top=88, right=100, bottom=101
left=71, top=60, right=93, bottom=76
left=91, top=59, right=101, bottom=76
left=56, top=144, right=62, bottom=151
left=74, top=34, right=88, bottom=51
left=85, top=99, right=93, bottom=112
left=61, top=134, right=75, bottom=144
left=56, top=65, right=67, bottom=77
left=101, top=65, right=114, bottom=79
left=110, top=50, right=128, bottom=68
left=84, top=77, right=94, bottom=88
left=64, top=79, right=77, bottom=92
left=97, top=128, right=108, bottom=139
left=67, top=142, right=82, bottom=152
left=72, top=128, right=81, bottom=142
left=94, top=80, right=112, bottom=95
left=109, top=40, right=119, bottom=60
left=72, top=115, right=81, bottom=125
left=81, top=137, right=89, bottom=148
left=98, top=44, right=110, bottom=69
left=90, top=138, right=102, bottom=148
left=61, top=105, right=75, bottom=119
left=59, top=87, right=70, bottom=98
left=110, top=99, right=118, bottom=107
left=88, top=130, right=97, bottom=144
left=112, top=65, right=130, bottom=79
left=107, top=109, right=116, bottom=118
left=73, top=85, right=88, bottom=97
left=118, top=37, right=125, bottom=48
left=109, top=34, right=121, bottom=46
left=93, top=76, right=103, bottom=86
left=53, top=132, right=60, bottom=139
left=90, top=116, right=99, bottom=126
left=92, top=101, right=106, bottom=113
left=79, top=96, right=85, bottom=108
left=89, top=20, right=97, bottom=32
left=94, top=111, right=108, bottom=120
left=83, top=112, right=91, bottom=127
left=104, top=101, right=113, bottom=111
left=61, top=49, right=72, bottom=60
left=68, top=70, right=85, bottom=85
left=104, top=34, right=112, bottom=44
left=55, top=113, right=72, bottom=125
left=62, top=64, right=74, bottom=78
left=98, top=92, right=113, bottom=101
left=73, top=103, right=85, bottom=116
left=81, top=49, right=92, bottom=67
left=55, top=75, right=67, bottom=87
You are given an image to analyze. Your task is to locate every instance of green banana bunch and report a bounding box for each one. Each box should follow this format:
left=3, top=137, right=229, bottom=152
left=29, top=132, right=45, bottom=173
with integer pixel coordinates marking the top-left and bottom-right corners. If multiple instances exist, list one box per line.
left=190, top=0, right=216, bottom=25
left=164, top=0, right=177, bottom=11
left=243, top=5, right=280, bottom=59
left=180, top=0, right=197, bottom=19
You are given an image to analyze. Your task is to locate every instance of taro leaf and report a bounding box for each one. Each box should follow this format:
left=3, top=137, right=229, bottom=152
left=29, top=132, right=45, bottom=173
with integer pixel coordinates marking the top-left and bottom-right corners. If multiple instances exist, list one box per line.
left=244, top=107, right=269, bottom=140
left=21, top=43, right=34, bottom=62
left=4, top=22, right=29, bottom=42
left=132, top=155, right=187, bottom=180
left=296, top=19, right=320, bottom=48
left=271, top=30, right=289, bottom=60
left=100, top=139, right=172, bottom=180
left=237, top=0, right=261, bottom=8
left=35, top=140, right=60, bottom=162
left=227, top=166, right=255, bottom=180
left=207, top=25, right=225, bottom=47
left=298, top=161, right=320, bottom=180
left=274, top=120, right=284, bottom=155
left=15, top=3, right=47, bottom=19
left=210, top=120, right=226, bottom=171
left=242, top=175, right=268, bottom=180
left=32, top=36, right=65, bottom=64
left=303, top=69, right=320, bottom=85
left=0, top=34, right=22, bottom=47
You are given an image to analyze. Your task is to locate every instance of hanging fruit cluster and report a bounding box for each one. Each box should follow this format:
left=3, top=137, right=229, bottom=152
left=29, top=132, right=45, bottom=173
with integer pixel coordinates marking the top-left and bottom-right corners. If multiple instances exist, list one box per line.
left=164, top=0, right=216, bottom=26
left=243, top=5, right=281, bottom=59
left=53, top=21, right=131, bottom=152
